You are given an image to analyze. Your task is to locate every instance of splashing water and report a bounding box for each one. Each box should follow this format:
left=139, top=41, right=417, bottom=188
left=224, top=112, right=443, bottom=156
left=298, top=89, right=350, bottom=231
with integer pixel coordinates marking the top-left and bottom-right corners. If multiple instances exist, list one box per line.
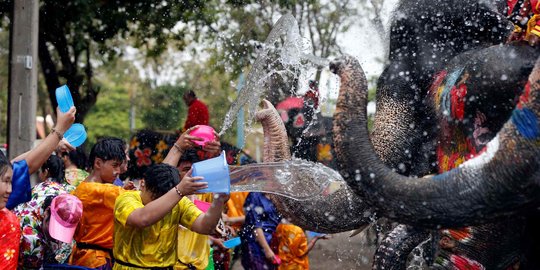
left=220, top=14, right=329, bottom=136
left=229, top=158, right=343, bottom=200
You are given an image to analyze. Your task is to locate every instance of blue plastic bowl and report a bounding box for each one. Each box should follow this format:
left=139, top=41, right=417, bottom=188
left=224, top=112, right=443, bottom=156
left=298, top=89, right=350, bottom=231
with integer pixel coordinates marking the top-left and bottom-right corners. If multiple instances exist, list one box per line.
left=55, top=85, right=74, bottom=113
left=307, top=231, right=326, bottom=238
left=63, top=124, right=87, bottom=147
left=223, top=237, right=241, bottom=249
left=192, top=151, right=230, bottom=194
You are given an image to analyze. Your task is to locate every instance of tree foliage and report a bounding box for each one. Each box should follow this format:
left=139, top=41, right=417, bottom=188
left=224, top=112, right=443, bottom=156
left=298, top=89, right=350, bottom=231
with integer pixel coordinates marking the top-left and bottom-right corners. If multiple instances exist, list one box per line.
left=0, top=0, right=218, bottom=123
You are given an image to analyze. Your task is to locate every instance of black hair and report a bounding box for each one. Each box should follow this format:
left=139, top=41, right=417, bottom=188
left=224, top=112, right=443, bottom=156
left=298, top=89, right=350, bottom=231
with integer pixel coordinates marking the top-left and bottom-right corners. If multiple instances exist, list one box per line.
left=179, top=149, right=201, bottom=164
left=41, top=155, right=65, bottom=184
left=183, top=90, right=196, bottom=99
left=66, top=147, right=88, bottom=170
left=144, top=163, right=180, bottom=200
left=0, top=151, right=11, bottom=177
left=89, top=137, right=127, bottom=169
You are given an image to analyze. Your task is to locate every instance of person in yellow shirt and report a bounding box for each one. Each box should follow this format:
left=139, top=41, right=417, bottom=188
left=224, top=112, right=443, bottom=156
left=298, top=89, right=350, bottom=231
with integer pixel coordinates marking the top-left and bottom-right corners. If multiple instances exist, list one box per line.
left=113, top=162, right=229, bottom=269
left=174, top=149, right=223, bottom=270
left=175, top=193, right=214, bottom=270
left=274, top=222, right=328, bottom=270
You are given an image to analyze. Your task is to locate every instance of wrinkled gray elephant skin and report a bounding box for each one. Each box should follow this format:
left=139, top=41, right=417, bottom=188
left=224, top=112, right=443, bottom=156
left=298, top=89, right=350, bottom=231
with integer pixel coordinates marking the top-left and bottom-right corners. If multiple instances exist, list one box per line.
left=255, top=99, right=370, bottom=233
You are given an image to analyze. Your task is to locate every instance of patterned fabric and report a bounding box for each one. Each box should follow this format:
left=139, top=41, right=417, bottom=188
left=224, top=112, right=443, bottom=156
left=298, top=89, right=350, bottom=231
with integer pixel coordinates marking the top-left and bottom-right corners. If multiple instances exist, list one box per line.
left=70, top=181, right=125, bottom=269
left=12, top=179, right=73, bottom=269
left=64, top=168, right=89, bottom=189
left=175, top=194, right=213, bottom=270
left=114, top=191, right=202, bottom=269
left=6, top=160, right=30, bottom=210
left=0, top=208, right=20, bottom=270
left=275, top=224, right=309, bottom=270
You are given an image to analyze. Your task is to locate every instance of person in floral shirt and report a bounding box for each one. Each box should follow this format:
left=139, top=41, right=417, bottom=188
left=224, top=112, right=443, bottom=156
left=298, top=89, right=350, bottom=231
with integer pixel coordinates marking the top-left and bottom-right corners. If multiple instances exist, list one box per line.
left=13, top=155, right=74, bottom=268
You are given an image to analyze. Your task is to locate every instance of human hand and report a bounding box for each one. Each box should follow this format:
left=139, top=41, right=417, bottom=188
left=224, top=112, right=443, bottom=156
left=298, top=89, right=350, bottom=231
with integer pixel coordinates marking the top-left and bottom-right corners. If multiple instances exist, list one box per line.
left=209, top=236, right=227, bottom=250
left=214, top=193, right=230, bottom=203
left=175, top=126, right=203, bottom=151
left=316, top=234, right=331, bottom=240
left=264, top=248, right=276, bottom=263
left=55, top=107, right=76, bottom=134
left=202, top=132, right=221, bottom=155
left=177, top=168, right=207, bottom=196
left=123, top=180, right=135, bottom=190
left=56, top=139, right=75, bottom=155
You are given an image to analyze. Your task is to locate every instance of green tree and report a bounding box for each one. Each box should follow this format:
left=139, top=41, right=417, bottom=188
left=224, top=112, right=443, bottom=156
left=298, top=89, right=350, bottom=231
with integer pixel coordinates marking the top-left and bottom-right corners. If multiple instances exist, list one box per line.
left=0, top=0, right=218, bottom=123
left=84, top=59, right=146, bottom=145
left=140, top=84, right=187, bottom=131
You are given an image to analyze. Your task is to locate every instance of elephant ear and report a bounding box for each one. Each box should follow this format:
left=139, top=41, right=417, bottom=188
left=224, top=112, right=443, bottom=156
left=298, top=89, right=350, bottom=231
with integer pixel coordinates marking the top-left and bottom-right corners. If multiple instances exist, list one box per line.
left=255, top=99, right=372, bottom=233
left=331, top=54, right=540, bottom=228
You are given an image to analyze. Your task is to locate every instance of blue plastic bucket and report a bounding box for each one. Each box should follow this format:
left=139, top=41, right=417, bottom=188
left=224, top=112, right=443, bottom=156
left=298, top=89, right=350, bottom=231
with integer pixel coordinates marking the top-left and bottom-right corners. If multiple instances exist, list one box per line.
left=63, top=124, right=87, bottom=147
left=223, top=237, right=241, bottom=249
left=192, top=151, right=230, bottom=194
left=55, top=85, right=74, bottom=113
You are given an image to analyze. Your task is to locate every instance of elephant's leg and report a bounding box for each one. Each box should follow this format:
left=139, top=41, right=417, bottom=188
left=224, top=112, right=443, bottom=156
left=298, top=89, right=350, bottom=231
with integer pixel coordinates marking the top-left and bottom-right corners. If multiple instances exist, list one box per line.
left=372, top=225, right=431, bottom=270
left=255, top=99, right=371, bottom=233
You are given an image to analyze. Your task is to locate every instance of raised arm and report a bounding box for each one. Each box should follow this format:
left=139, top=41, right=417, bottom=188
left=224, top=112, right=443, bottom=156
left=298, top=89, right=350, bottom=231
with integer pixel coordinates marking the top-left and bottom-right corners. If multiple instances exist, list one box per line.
left=162, top=127, right=221, bottom=167
left=12, top=107, right=75, bottom=173
left=126, top=169, right=207, bottom=228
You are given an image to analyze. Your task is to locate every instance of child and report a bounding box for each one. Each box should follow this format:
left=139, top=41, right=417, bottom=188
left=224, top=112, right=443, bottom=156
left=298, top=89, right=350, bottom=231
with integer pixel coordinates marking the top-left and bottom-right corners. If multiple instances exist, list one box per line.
left=113, top=163, right=228, bottom=269
left=274, top=222, right=328, bottom=270
left=69, top=137, right=130, bottom=269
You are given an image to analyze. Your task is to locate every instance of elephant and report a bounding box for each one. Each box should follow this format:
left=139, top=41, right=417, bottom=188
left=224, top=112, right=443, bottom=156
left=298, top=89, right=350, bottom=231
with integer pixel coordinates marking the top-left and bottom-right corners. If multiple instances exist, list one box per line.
left=251, top=0, right=540, bottom=268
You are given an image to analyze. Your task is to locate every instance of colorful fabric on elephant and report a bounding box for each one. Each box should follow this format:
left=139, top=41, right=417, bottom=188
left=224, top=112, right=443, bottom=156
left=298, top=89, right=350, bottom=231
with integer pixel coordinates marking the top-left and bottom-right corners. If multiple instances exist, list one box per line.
left=6, top=160, right=30, bottom=210
left=0, top=208, right=20, bottom=270
left=12, top=180, right=73, bottom=268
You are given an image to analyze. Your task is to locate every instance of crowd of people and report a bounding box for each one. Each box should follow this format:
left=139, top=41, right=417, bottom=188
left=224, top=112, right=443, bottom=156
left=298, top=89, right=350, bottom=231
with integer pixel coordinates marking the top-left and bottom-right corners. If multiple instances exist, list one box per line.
left=0, top=90, right=328, bottom=270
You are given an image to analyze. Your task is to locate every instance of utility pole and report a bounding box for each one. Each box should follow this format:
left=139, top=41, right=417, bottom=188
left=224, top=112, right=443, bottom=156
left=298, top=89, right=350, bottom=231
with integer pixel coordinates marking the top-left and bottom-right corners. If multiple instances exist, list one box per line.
left=7, top=0, right=39, bottom=159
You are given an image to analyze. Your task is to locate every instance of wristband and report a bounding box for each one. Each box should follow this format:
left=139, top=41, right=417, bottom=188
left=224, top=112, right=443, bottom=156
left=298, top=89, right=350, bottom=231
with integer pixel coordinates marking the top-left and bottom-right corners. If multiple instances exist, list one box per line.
left=174, top=186, right=183, bottom=197
left=50, top=128, right=63, bottom=140
left=173, top=142, right=183, bottom=152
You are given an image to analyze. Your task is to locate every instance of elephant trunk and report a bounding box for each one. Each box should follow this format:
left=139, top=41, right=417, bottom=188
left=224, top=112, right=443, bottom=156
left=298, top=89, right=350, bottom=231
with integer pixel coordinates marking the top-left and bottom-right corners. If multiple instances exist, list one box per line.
left=255, top=99, right=371, bottom=233
left=331, top=55, right=540, bottom=228
left=255, top=100, right=291, bottom=163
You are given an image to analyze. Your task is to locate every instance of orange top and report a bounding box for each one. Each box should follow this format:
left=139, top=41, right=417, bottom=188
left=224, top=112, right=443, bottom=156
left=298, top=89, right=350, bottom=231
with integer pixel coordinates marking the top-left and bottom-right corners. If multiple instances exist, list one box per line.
left=226, top=192, right=248, bottom=230
left=275, top=224, right=309, bottom=270
left=69, top=181, right=125, bottom=268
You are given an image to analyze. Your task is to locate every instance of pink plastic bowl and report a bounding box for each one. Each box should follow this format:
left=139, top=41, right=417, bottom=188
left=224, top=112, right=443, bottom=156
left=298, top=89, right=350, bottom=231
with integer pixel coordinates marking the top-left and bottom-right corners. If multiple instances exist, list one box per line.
left=189, top=125, right=216, bottom=146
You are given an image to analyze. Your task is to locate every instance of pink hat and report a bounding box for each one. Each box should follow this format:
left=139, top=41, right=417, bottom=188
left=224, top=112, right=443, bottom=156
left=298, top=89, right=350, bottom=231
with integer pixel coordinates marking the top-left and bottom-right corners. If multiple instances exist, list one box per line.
left=49, top=194, right=83, bottom=243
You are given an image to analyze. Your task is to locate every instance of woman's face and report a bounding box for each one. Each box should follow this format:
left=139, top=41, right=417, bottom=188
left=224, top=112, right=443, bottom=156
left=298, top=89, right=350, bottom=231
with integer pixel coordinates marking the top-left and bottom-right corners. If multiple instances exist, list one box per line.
left=0, top=167, right=13, bottom=209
